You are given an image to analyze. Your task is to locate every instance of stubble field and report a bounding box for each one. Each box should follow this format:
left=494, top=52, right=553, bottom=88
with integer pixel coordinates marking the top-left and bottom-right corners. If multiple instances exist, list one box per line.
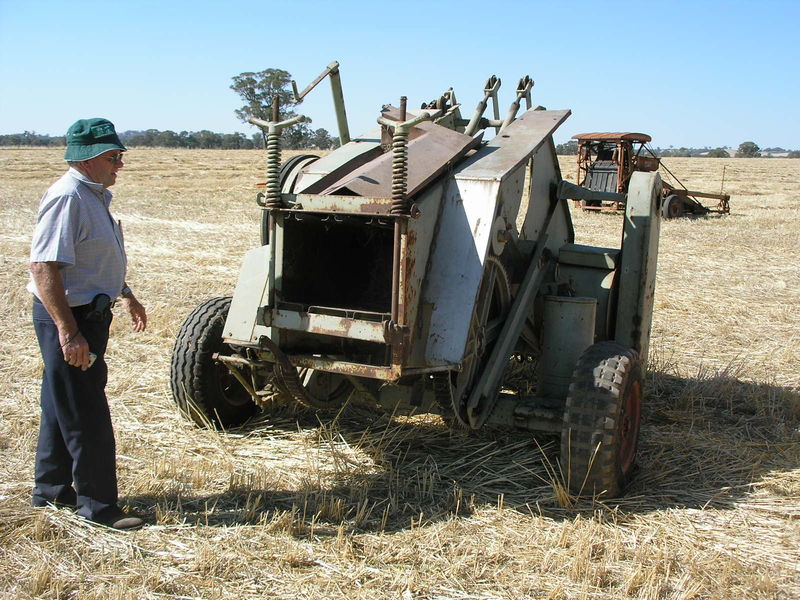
left=0, top=147, right=798, bottom=599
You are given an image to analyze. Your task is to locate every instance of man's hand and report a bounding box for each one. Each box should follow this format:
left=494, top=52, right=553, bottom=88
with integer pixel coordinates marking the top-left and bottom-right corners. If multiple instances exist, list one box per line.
left=121, top=295, right=147, bottom=332
left=60, top=329, right=91, bottom=370
left=31, top=261, right=92, bottom=371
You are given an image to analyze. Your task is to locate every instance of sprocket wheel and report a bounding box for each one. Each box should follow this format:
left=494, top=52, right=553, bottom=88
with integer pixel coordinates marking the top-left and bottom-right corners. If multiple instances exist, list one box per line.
left=272, top=363, right=354, bottom=411
left=435, top=255, right=512, bottom=426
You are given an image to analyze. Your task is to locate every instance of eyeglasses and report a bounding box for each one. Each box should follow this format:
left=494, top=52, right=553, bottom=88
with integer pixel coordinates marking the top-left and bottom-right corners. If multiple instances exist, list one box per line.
left=104, top=153, right=124, bottom=165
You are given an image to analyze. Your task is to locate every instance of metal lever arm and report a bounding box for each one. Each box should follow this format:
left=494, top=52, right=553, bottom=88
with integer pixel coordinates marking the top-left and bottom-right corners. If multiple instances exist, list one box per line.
left=465, top=184, right=559, bottom=429
left=465, top=75, right=501, bottom=137
left=499, top=76, right=534, bottom=133
left=291, top=61, right=351, bottom=146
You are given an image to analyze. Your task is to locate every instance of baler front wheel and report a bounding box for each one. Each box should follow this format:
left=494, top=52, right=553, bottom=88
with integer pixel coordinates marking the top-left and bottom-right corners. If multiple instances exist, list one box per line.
left=170, top=297, right=259, bottom=428
left=560, top=341, right=642, bottom=498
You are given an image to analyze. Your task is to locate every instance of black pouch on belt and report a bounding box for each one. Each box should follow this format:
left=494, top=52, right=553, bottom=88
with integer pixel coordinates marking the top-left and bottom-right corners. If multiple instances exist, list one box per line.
left=85, top=293, right=112, bottom=322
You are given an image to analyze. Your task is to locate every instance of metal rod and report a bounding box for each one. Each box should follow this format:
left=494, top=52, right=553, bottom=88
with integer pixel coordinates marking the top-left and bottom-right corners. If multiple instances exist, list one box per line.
left=291, top=61, right=351, bottom=146
left=499, top=76, right=533, bottom=133
left=465, top=75, right=500, bottom=137
left=720, top=165, right=727, bottom=195
left=391, top=220, right=401, bottom=324
left=213, top=354, right=258, bottom=400
left=328, top=66, right=351, bottom=145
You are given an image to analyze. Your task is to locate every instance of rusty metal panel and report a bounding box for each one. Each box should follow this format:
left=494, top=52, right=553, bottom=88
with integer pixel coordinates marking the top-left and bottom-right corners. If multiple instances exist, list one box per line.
left=294, top=133, right=383, bottom=193
left=401, top=182, right=445, bottom=368
left=272, top=309, right=389, bottom=343
left=318, top=119, right=481, bottom=198
left=571, top=132, right=651, bottom=143
left=287, top=193, right=396, bottom=215
left=289, top=355, right=401, bottom=381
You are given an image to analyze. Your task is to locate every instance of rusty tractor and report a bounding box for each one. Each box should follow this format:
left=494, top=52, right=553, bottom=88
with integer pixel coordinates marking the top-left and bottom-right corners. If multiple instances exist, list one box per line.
left=569, top=132, right=730, bottom=218
left=170, top=63, right=663, bottom=497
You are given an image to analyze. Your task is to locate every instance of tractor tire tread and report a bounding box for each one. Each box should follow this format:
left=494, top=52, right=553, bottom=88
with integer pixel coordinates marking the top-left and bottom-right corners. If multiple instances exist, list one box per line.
left=561, top=341, right=641, bottom=497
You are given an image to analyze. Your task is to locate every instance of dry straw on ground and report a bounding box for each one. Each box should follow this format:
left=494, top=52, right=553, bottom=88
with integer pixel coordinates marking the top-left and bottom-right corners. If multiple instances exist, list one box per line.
left=0, top=147, right=798, bottom=599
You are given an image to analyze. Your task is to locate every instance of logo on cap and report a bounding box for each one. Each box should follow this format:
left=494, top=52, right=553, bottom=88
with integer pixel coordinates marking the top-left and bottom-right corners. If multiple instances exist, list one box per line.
left=91, top=123, right=115, bottom=138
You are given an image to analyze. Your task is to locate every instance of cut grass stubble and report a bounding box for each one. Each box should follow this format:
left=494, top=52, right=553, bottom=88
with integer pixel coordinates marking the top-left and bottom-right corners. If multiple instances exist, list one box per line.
left=0, top=148, right=798, bottom=599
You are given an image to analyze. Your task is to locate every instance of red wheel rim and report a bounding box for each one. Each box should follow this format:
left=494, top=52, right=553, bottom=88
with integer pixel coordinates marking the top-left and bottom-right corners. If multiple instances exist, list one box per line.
left=618, top=379, right=642, bottom=473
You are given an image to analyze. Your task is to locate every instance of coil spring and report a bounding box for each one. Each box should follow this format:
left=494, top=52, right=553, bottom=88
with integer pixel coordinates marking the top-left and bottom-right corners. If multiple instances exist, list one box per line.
left=265, top=133, right=281, bottom=209
left=390, top=130, right=410, bottom=215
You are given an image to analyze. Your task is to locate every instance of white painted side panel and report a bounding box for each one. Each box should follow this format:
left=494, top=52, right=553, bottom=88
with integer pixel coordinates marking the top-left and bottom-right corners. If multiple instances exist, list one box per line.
left=422, top=112, right=572, bottom=366
left=224, top=244, right=271, bottom=345
left=423, top=177, right=500, bottom=364
left=520, top=138, right=574, bottom=251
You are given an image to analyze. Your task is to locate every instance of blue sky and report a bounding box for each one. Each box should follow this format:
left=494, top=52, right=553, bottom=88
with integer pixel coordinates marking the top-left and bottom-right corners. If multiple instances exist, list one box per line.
left=1, top=0, right=797, bottom=149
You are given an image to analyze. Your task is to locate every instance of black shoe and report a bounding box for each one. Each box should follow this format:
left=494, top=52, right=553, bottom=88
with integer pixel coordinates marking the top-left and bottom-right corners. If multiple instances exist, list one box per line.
left=92, top=506, right=144, bottom=531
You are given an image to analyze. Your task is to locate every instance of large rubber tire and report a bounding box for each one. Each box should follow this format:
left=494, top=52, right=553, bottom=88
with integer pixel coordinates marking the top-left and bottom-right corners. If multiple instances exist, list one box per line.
left=661, top=194, right=684, bottom=219
left=560, top=341, right=642, bottom=498
left=170, top=297, right=258, bottom=428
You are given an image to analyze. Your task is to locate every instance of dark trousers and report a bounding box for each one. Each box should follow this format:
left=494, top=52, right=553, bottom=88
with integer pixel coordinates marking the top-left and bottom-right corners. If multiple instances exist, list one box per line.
left=32, top=300, right=117, bottom=520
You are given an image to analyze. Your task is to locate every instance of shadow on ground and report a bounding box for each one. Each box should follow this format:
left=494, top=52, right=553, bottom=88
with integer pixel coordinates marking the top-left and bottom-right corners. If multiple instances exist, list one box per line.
left=128, top=370, right=799, bottom=533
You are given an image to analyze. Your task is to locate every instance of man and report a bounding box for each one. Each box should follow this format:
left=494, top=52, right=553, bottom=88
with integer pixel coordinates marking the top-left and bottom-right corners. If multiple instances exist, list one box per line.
left=28, top=118, right=147, bottom=530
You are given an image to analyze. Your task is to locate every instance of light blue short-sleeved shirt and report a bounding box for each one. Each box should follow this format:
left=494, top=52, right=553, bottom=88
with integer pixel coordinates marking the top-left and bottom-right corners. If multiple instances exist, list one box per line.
left=28, top=167, right=128, bottom=306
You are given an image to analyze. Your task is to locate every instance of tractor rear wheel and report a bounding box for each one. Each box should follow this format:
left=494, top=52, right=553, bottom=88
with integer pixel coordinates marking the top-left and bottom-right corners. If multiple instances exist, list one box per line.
left=661, top=194, right=684, bottom=219
left=170, top=297, right=259, bottom=428
left=560, top=341, right=642, bottom=497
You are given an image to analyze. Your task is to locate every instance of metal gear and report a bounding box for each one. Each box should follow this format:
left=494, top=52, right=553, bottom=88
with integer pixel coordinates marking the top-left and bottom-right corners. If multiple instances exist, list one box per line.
left=434, top=255, right=512, bottom=426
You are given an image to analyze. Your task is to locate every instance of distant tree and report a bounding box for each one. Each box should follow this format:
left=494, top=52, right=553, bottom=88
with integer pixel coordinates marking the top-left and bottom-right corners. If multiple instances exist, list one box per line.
left=309, top=128, right=338, bottom=150
left=230, top=69, right=296, bottom=125
left=230, top=68, right=335, bottom=149
left=154, top=130, right=181, bottom=147
left=788, top=151, right=800, bottom=158
left=706, top=148, right=730, bottom=158
left=555, top=140, right=578, bottom=155
left=735, top=141, right=761, bottom=157
left=194, top=130, right=221, bottom=149
left=660, top=147, right=693, bottom=157
left=0, top=131, right=64, bottom=146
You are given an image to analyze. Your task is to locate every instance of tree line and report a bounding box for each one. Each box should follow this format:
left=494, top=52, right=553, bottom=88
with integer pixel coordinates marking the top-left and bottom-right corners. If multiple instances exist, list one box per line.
left=554, top=139, right=799, bottom=158
left=4, top=129, right=796, bottom=157
left=0, top=128, right=336, bottom=150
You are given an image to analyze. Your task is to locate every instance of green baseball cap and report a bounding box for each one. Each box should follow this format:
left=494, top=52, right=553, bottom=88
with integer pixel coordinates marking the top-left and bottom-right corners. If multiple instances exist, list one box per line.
left=64, top=118, right=127, bottom=161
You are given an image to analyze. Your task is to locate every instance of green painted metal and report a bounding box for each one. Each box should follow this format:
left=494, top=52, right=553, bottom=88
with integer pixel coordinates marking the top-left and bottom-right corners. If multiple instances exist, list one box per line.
left=536, top=296, right=597, bottom=399
left=614, top=171, right=662, bottom=366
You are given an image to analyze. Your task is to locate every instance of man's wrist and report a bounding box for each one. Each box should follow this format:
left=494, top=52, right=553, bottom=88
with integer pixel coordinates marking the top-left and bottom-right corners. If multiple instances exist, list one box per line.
left=121, top=284, right=132, bottom=298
